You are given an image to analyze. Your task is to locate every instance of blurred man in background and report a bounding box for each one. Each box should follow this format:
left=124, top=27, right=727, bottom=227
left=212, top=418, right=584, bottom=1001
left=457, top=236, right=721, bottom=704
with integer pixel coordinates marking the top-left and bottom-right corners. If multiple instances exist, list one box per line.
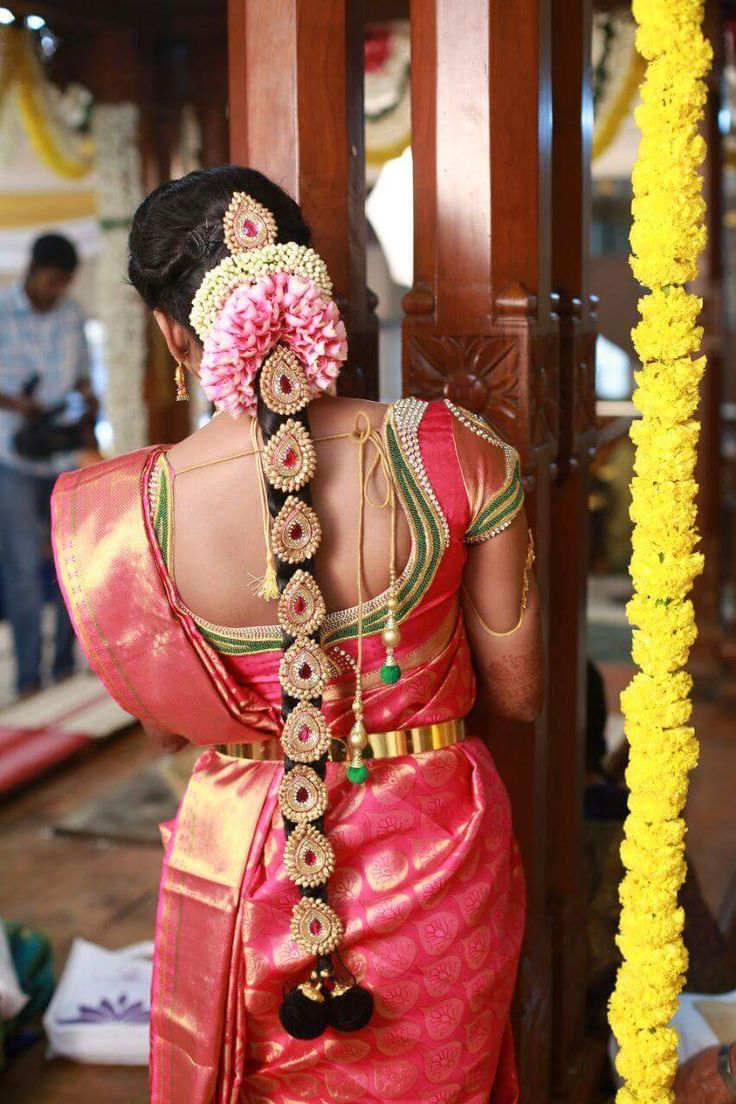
left=0, top=233, right=96, bottom=698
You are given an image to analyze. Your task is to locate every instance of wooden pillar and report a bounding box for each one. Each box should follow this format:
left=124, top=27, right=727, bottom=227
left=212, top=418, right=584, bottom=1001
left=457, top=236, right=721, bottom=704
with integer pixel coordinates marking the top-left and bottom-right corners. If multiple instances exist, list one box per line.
left=145, top=34, right=195, bottom=444
left=192, top=34, right=229, bottom=170
left=228, top=0, right=378, bottom=399
left=549, top=1, right=606, bottom=1100
left=403, top=2, right=557, bottom=1099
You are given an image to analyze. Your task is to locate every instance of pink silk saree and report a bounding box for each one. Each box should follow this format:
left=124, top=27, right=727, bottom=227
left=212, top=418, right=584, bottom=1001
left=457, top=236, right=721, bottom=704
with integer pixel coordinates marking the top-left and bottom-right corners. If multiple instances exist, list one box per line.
left=52, top=398, right=526, bottom=1104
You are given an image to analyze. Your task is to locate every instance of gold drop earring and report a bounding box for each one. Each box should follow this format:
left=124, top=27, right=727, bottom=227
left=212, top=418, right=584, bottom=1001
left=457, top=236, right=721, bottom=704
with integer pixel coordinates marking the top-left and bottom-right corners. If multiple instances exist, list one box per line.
left=175, top=360, right=190, bottom=402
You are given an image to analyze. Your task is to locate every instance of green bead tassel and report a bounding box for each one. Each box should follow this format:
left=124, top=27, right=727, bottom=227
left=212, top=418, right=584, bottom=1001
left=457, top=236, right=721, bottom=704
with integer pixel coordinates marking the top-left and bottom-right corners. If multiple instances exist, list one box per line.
left=347, top=764, right=369, bottom=784
left=380, top=662, right=401, bottom=685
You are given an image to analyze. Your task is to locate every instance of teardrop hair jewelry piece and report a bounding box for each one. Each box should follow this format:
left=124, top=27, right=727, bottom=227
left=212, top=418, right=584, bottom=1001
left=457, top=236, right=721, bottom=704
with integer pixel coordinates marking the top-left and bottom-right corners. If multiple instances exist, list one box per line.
left=262, top=419, right=317, bottom=492
left=291, top=897, right=344, bottom=956
left=284, top=823, right=336, bottom=888
left=281, top=703, right=331, bottom=763
left=278, top=570, right=326, bottom=637
left=271, top=496, right=322, bottom=564
left=278, top=764, right=329, bottom=824
left=279, top=636, right=330, bottom=700
left=223, top=191, right=278, bottom=254
left=260, top=345, right=311, bottom=416
left=175, top=360, right=189, bottom=402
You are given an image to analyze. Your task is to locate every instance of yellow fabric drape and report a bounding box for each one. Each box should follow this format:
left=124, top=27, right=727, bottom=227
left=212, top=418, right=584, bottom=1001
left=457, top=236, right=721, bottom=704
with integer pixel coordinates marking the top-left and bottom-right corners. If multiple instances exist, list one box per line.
left=0, top=27, right=94, bottom=180
left=0, top=189, right=97, bottom=228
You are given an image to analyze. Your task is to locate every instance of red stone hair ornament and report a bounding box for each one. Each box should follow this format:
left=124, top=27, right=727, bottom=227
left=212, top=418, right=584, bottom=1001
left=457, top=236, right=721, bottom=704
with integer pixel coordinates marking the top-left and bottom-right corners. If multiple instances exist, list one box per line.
left=222, top=191, right=278, bottom=253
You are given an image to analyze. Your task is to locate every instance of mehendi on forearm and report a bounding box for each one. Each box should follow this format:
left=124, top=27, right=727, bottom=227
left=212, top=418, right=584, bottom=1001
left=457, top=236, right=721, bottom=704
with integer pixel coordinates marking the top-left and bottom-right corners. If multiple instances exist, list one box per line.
left=479, top=642, right=544, bottom=723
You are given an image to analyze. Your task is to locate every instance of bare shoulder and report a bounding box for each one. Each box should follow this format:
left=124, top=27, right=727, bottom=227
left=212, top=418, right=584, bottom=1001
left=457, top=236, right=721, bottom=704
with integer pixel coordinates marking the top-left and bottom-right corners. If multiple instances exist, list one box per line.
left=307, top=394, right=391, bottom=434
left=165, top=410, right=253, bottom=472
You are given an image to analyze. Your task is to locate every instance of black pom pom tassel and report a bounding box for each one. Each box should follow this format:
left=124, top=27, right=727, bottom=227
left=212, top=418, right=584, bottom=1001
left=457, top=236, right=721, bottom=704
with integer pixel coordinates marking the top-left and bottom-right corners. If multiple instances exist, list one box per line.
left=278, top=981, right=329, bottom=1040
left=328, top=983, right=374, bottom=1033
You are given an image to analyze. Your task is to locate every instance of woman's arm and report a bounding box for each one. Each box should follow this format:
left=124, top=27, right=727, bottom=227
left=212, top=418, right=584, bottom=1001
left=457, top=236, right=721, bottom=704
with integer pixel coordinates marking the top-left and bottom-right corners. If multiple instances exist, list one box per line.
left=461, top=510, right=544, bottom=723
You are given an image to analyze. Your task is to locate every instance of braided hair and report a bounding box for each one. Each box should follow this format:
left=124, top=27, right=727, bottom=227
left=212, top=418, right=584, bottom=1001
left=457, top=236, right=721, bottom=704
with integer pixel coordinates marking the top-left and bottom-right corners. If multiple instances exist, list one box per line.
left=129, top=166, right=372, bottom=1039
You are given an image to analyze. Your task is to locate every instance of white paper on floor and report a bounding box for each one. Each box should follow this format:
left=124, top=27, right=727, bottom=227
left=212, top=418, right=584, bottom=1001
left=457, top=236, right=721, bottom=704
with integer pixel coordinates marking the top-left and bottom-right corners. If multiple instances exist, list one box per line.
left=44, top=938, right=153, bottom=1065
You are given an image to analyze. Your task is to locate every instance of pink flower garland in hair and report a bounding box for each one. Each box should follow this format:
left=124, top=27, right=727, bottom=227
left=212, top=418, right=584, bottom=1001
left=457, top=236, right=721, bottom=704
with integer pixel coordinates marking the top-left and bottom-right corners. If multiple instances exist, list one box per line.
left=199, top=271, right=348, bottom=417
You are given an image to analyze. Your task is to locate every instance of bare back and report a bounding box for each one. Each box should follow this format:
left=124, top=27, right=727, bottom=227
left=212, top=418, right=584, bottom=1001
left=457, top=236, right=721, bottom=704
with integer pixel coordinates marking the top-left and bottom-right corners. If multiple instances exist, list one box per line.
left=166, top=395, right=413, bottom=629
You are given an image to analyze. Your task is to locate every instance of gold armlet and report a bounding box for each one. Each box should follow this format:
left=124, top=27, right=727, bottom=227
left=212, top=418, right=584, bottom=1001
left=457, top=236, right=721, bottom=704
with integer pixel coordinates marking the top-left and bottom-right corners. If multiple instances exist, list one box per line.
left=463, top=532, right=535, bottom=638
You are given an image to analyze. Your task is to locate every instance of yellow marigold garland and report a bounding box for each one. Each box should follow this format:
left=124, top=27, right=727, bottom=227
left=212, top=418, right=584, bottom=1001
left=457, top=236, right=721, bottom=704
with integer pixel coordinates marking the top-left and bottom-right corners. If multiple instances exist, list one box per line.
left=608, top=3, right=712, bottom=1103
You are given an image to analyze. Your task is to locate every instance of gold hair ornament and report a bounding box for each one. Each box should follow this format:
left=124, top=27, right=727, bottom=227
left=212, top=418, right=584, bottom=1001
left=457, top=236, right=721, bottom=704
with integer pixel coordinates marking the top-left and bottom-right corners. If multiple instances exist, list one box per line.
left=261, top=419, right=317, bottom=493
left=290, top=897, right=344, bottom=957
left=278, top=637, right=331, bottom=700
left=278, top=763, right=329, bottom=824
left=223, top=191, right=278, bottom=254
left=260, top=345, right=311, bottom=416
left=271, top=496, right=322, bottom=564
left=284, top=824, right=336, bottom=888
left=278, top=570, right=326, bottom=638
left=280, top=703, right=331, bottom=763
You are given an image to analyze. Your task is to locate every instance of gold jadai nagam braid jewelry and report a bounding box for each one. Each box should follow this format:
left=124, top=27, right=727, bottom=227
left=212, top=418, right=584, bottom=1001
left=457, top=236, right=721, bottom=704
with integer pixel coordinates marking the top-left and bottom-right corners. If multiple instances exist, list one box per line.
left=278, top=763, right=329, bottom=824
left=253, top=328, right=373, bottom=1036
left=279, top=636, right=331, bottom=700
left=223, top=191, right=278, bottom=254
left=291, top=897, right=345, bottom=957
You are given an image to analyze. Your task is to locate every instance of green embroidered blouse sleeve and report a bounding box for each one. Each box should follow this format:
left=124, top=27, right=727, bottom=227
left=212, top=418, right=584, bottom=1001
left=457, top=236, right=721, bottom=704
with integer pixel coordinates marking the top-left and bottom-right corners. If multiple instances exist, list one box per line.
left=444, top=400, right=525, bottom=544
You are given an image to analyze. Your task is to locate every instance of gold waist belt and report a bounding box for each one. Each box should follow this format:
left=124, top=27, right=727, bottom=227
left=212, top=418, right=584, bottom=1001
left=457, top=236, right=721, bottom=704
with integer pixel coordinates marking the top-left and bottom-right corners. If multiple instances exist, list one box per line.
left=218, top=718, right=466, bottom=762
